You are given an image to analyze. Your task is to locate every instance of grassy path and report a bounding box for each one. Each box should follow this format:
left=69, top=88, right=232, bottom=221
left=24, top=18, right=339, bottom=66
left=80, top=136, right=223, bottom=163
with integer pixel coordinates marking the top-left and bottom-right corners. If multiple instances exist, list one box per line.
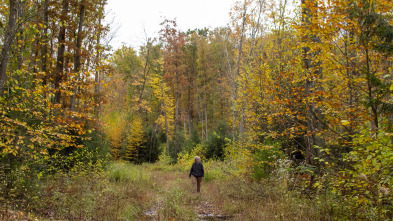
left=136, top=163, right=322, bottom=220
left=141, top=168, right=231, bottom=220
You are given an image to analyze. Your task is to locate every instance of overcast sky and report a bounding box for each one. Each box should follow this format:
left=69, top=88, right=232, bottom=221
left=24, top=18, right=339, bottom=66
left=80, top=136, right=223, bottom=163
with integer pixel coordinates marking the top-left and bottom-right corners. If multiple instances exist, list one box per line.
left=106, top=0, right=237, bottom=50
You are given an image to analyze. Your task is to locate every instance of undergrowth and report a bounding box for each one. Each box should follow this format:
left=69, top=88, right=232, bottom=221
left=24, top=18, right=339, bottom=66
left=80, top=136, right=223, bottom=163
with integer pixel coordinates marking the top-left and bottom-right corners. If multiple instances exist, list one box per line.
left=2, top=157, right=390, bottom=220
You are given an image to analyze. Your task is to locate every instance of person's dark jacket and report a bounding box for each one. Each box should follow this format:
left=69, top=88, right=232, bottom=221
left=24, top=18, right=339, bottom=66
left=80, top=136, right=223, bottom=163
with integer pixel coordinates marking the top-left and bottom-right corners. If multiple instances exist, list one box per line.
left=189, top=162, right=204, bottom=177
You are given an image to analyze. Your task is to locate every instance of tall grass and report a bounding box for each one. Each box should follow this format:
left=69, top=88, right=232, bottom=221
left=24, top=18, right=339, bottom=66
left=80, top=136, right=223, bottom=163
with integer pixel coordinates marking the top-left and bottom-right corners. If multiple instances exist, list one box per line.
left=2, top=159, right=367, bottom=220
left=4, top=162, right=155, bottom=220
left=107, top=161, right=151, bottom=184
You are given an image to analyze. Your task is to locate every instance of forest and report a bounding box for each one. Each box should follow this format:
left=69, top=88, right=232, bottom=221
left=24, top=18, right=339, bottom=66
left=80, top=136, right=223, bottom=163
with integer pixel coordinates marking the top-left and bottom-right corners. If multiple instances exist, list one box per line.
left=1, top=0, right=393, bottom=220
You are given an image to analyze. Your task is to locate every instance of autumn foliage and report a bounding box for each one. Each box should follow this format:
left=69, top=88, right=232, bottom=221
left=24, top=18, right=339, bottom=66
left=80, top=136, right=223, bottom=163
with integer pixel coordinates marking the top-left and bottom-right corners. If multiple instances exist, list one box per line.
left=1, top=0, right=393, bottom=219
left=106, top=0, right=393, bottom=219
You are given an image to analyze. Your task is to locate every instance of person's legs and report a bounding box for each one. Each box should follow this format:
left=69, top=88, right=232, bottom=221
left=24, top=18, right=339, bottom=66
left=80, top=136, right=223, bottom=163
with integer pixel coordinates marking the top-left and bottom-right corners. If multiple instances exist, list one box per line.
left=196, top=176, right=202, bottom=192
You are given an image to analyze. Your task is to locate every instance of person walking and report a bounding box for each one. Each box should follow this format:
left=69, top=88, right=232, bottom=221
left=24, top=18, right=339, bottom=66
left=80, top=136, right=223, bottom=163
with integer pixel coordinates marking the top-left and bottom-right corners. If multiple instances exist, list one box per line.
left=189, top=156, right=204, bottom=193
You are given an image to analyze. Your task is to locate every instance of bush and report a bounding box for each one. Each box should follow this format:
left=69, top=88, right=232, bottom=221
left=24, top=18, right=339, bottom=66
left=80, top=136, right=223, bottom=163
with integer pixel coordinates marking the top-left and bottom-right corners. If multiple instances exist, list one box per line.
left=202, top=160, right=226, bottom=182
left=82, top=129, right=111, bottom=163
left=205, top=121, right=231, bottom=160
left=136, top=127, right=162, bottom=163
left=0, top=129, right=110, bottom=218
left=252, top=140, right=284, bottom=180
left=314, top=128, right=393, bottom=220
left=168, top=130, right=186, bottom=163
left=177, top=144, right=206, bottom=171
left=183, top=127, right=201, bottom=153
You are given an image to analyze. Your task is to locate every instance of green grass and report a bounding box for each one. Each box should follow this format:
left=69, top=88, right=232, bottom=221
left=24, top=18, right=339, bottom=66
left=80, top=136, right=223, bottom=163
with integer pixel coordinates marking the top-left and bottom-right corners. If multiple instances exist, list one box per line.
left=107, top=161, right=151, bottom=184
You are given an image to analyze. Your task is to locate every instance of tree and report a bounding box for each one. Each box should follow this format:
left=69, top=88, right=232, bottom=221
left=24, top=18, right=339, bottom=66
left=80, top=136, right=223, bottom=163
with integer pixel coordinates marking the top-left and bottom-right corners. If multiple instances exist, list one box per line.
left=124, top=115, right=145, bottom=162
left=0, top=0, right=20, bottom=95
left=70, top=0, right=86, bottom=111
left=159, top=19, right=187, bottom=132
left=53, top=0, right=69, bottom=104
left=150, top=73, right=175, bottom=153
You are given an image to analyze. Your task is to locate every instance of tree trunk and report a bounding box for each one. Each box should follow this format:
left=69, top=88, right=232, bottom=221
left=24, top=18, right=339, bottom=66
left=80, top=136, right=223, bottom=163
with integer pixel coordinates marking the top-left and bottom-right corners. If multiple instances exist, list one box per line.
left=183, top=114, right=187, bottom=135
left=138, top=39, right=151, bottom=104
left=365, top=48, right=378, bottom=134
left=71, top=0, right=86, bottom=111
left=175, top=70, right=180, bottom=132
left=41, top=0, right=49, bottom=85
left=204, top=72, right=208, bottom=139
left=54, top=0, right=69, bottom=104
left=165, top=106, right=169, bottom=153
left=94, top=6, right=103, bottom=117
left=223, top=42, right=233, bottom=139
left=197, top=85, right=203, bottom=140
left=187, top=83, right=192, bottom=136
left=0, top=0, right=19, bottom=95
left=302, top=0, right=322, bottom=168
left=232, top=0, right=247, bottom=140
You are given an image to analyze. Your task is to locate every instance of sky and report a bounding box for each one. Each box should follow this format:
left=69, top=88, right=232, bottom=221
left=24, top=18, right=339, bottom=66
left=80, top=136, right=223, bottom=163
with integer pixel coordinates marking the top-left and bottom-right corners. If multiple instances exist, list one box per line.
left=105, top=0, right=237, bottom=50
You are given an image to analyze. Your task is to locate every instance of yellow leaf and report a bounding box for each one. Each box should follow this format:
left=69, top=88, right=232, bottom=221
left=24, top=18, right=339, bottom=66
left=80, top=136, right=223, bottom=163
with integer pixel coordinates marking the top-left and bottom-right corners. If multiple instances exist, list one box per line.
left=341, top=120, right=350, bottom=126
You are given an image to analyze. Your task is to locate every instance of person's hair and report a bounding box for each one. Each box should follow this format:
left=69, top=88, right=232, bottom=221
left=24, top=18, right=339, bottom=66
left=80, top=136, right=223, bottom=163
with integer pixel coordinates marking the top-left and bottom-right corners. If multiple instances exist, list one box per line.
left=194, top=156, right=201, bottom=162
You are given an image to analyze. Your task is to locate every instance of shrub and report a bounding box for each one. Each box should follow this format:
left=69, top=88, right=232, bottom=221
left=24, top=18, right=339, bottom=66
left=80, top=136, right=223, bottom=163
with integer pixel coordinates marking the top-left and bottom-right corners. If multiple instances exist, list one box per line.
left=136, top=127, right=162, bottom=163
left=183, top=127, right=201, bottom=153
left=177, top=144, right=206, bottom=171
left=252, top=141, right=284, bottom=180
left=168, top=130, right=186, bottom=163
left=314, top=128, right=393, bottom=220
left=205, top=121, right=231, bottom=160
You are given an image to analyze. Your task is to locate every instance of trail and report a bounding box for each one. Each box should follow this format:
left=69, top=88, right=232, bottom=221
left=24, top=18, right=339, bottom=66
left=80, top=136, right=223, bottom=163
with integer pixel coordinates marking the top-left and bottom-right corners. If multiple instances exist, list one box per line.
left=141, top=169, right=232, bottom=220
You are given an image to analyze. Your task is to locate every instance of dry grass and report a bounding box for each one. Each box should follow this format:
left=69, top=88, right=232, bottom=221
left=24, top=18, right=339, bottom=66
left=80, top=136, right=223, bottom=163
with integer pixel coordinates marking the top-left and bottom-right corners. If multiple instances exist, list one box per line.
left=2, top=161, right=339, bottom=220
